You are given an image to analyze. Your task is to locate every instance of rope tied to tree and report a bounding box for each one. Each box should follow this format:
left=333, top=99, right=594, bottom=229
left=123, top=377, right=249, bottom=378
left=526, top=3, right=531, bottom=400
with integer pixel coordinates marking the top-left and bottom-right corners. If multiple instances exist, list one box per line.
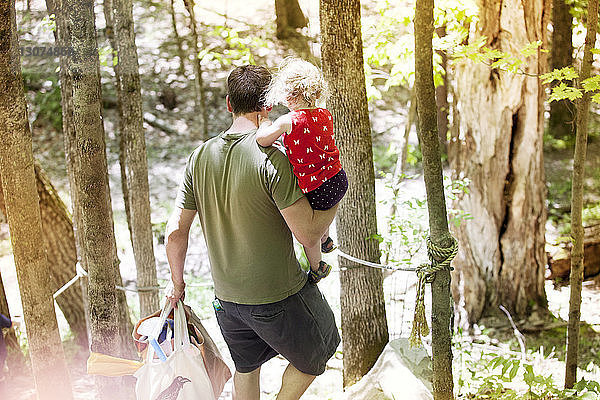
left=409, top=236, right=458, bottom=347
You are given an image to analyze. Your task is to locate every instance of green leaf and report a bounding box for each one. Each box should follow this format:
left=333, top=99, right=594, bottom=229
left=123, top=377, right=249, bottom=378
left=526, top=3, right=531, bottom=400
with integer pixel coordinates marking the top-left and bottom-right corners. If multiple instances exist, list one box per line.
left=582, top=75, right=600, bottom=92
left=548, top=83, right=582, bottom=102
left=520, top=40, right=543, bottom=56
left=541, top=66, right=579, bottom=84
left=508, top=362, right=519, bottom=380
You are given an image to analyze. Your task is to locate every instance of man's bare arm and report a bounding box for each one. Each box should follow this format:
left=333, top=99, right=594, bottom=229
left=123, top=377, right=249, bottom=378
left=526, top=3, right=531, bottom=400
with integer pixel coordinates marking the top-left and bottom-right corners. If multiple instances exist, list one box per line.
left=280, top=197, right=338, bottom=248
left=165, top=207, right=197, bottom=306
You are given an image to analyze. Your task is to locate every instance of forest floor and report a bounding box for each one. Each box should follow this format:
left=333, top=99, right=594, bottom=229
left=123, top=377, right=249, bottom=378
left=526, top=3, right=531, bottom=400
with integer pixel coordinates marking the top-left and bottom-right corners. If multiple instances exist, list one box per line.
left=2, top=0, right=600, bottom=398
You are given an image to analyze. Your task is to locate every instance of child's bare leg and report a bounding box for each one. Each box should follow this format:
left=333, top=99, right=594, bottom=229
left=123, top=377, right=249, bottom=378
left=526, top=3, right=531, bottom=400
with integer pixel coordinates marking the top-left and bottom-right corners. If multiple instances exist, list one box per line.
left=320, top=228, right=329, bottom=244
left=304, top=242, right=322, bottom=271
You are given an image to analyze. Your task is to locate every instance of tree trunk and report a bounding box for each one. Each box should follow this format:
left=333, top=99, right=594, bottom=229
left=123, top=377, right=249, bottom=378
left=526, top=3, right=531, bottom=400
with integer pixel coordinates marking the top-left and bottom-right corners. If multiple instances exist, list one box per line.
left=183, top=0, right=208, bottom=140
left=320, top=0, right=389, bottom=387
left=102, top=0, right=132, bottom=248
left=435, top=25, right=449, bottom=154
left=449, top=0, right=549, bottom=325
left=549, top=0, right=574, bottom=142
left=48, top=0, right=135, bottom=361
left=0, top=2, right=73, bottom=397
left=0, top=164, right=88, bottom=348
left=564, top=0, right=597, bottom=387
left=109, top=0, right=160, bottom=317
left=415, top=0, right=454, bottom=397
left=64, top=0, right=129, bottom=395
left=169, top=0, right=186, bottom=76
left=45, top=0, right=92, bottom=348
left=0, top=269, right=27, bottom=374
left=275, top=0, right=307, bottom=39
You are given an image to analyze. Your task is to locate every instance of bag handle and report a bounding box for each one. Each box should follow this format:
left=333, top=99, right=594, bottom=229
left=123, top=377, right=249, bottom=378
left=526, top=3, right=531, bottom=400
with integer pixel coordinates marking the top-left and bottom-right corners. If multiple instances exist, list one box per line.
left=173, top=301, right=191, bottom=351
left=145, top=301, right=173, bottom=363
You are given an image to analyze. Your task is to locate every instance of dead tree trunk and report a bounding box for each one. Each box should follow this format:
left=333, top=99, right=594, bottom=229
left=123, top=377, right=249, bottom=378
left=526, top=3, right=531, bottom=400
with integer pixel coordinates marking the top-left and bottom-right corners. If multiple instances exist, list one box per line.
left=320, top=0, right=389, bottom=387
left=0, top=164, right=88, bottom=348
left=0, top=2, right=73, bottom=397
left=183, top=0, right=208, bottom=140
left=107, top=0, right=160, bottom=317
left=449, top=0, right=549, bottom=325
left=565, top=0, right=598, bottom=387
left=415, top=0, right=454, bottom=397
left=549, top=0, right=574, bottom=142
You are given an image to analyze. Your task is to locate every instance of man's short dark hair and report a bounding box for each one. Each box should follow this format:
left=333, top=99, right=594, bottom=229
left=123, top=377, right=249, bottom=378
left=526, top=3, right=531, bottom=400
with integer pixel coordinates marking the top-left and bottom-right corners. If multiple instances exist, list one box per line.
left=227, top=65, right=271, bottom=115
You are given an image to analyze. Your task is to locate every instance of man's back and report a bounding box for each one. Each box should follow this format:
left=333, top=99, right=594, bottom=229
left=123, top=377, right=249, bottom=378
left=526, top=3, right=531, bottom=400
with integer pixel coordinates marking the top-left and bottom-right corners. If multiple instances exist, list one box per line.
left=176, top=129, right=306, bottom=304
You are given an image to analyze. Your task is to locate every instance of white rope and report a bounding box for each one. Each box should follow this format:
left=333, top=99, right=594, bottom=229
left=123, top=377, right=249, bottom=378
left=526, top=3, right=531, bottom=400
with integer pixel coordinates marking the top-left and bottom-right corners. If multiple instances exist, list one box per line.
left=115, top=282, right=213, bottom=293
left=53, top=262, right=88, bottom=299
left=335, top=249, right=417, bottom=272
left=53, top=263, right=214, bottom=298
left=53, top=250, right=413, bottom=298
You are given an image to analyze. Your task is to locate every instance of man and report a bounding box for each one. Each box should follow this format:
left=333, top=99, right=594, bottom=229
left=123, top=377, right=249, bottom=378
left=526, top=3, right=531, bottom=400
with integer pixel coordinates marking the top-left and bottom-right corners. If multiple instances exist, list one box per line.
left=0, top=313, right=17, bottom=394
left=165, top=65, right=340, bottom=400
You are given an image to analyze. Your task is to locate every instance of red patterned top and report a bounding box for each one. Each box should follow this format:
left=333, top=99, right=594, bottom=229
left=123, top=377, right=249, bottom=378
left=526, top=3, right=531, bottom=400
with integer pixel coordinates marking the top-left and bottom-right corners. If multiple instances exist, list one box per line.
left=282, top=108, right=342, bottom=193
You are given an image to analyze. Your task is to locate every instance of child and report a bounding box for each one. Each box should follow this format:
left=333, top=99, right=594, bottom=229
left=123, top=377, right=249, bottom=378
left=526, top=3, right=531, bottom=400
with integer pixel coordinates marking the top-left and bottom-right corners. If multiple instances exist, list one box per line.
left=256, top=59, right=348, bottom=283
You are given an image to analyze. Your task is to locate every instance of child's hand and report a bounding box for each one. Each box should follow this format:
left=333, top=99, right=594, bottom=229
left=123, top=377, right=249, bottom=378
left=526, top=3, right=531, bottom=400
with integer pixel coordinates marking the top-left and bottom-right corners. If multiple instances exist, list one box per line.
left=258, top=115, right=272, bottom=127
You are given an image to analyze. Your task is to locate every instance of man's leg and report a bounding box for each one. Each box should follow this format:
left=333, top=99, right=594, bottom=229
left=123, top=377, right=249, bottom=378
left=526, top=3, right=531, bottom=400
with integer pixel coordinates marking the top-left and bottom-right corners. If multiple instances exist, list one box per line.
left=233, top=366, right=261, bottom=400
left=276, top=363, right=316, bottom=400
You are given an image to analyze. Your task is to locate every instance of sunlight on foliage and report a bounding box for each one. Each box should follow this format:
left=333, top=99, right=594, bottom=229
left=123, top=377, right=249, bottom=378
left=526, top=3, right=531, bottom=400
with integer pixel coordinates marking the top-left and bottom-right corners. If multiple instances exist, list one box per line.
left=541, top=67, right=579, bottom=84
left=199, top=26, right=268, bottom=67
left=549, top=83, right=584, bottom=102
left=378, top=175, right=471, bottom=268
left=361, top=0, right=477, bottom=99
left=452, top=39, right=545, bottom=74
left=455, top=345, right=600, bottom=399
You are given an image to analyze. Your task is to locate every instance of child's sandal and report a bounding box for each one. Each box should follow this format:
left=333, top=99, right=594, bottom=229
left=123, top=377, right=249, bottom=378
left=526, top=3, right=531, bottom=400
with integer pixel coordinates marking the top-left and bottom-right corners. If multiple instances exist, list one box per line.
left=321, top=237, right=336, bottom=253
left=308, top=261, right=333, bottom=284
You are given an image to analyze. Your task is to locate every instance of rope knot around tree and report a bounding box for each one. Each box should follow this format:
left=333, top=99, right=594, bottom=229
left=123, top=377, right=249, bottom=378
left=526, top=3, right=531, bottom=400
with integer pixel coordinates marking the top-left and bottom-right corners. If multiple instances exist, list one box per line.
left=409, top=236, right=459, bottom=347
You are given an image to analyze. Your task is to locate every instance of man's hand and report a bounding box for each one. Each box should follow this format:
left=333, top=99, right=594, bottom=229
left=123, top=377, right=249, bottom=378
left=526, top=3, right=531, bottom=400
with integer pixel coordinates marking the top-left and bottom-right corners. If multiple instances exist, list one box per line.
left=166, top=281, right=186, bottom=309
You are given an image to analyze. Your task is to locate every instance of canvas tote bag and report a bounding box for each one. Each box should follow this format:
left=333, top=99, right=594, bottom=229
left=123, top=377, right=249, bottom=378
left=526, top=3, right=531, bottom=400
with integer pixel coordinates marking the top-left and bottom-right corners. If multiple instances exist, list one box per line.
left=134, top=301, right=215, bottom=400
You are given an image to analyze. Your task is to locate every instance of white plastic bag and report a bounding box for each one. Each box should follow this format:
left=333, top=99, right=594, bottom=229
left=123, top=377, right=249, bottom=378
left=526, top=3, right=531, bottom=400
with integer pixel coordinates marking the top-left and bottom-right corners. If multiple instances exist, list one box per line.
left=134, top=301, right=215, bottom=400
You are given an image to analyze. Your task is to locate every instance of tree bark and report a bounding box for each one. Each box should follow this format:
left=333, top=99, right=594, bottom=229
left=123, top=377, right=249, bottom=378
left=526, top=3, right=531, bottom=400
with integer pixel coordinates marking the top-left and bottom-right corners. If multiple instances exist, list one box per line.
left=564, top=0, right=598, bottom=387
left=0, top=1, right=73, bottom=397
left=102, top=0, right=132, bottom=248
left=275, top=0, right=307, bottom=39
left=435, top=25, right=449, bottom=154
left=415, top=0, right=455, bottom=398
left=45, top=0, right=93, bottom=349
left=108, top=0, right=160, bottom=317
left=549, top=0, right=574, bottom=142
left=169, top=0, right=186, bottom=76
left=0, top=164, right=88, bottom=348
left=64, top=0, right=130, bottom=395
left=48, top=0, right=135, bottom=361
left=320, top=0, right=389, bottom=387
left=449, top=0, right=549, bottom=325
left=183, top=0, right=208, bottom=140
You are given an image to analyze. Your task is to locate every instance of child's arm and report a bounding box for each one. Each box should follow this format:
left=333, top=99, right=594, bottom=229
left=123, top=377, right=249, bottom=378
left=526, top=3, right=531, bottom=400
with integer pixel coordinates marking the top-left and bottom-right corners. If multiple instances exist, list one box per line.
left=256, top=113, right=292, bottom=147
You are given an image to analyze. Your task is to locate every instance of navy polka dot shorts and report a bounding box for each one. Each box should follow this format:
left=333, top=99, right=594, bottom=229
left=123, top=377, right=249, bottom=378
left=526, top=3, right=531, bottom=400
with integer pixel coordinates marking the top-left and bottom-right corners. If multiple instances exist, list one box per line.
left=305, top=169, right=348, bottom=211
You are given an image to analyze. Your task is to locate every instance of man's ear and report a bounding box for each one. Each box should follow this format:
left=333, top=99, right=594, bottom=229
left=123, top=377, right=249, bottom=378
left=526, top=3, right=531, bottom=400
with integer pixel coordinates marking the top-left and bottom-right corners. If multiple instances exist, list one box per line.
left=260, top=106, right=272, bottom=117
left=226, top=95, right=233, bottom=113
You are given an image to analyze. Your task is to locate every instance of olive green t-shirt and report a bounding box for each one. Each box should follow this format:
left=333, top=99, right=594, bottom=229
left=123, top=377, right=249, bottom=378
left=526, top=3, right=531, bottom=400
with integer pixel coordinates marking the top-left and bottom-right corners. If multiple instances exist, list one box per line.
left=175, top=129, right=307, bottom=304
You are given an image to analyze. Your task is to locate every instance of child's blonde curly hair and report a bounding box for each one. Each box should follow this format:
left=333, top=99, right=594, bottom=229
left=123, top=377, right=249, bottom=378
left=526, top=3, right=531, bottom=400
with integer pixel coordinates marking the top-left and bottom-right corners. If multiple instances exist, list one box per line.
left=265, top=58, right=328, bottom=107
